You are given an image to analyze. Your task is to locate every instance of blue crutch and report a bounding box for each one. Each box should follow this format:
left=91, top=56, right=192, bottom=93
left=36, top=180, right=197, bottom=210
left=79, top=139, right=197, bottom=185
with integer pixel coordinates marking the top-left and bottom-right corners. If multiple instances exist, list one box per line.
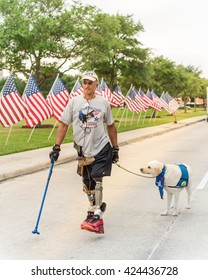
left=32, top=159, right=55, bottom=235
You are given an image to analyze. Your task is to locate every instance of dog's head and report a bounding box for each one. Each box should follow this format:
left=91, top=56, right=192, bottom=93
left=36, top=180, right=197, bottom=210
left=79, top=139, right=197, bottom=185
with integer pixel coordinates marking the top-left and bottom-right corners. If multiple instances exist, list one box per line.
left=140, top=160, right=164, bottom=176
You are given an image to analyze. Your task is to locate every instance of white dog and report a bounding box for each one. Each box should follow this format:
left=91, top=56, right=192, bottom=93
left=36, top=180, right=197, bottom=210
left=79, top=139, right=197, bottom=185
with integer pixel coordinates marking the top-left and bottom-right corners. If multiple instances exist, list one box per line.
left=140, top=160, right=192, bottom=216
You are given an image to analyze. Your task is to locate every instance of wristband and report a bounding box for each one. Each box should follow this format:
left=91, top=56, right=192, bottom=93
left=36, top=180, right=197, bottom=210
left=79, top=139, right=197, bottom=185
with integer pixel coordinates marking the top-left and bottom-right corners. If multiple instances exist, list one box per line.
left=113, top=146, right=119, bottom=150
left=53, top=144, right=61, bottom=150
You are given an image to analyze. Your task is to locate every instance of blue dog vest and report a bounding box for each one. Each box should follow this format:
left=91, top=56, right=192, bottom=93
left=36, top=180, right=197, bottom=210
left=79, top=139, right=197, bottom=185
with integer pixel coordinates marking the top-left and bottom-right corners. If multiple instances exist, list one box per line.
left=155, top=164, right=189, bottom=199
left=176, top=164, right=189, bottom=187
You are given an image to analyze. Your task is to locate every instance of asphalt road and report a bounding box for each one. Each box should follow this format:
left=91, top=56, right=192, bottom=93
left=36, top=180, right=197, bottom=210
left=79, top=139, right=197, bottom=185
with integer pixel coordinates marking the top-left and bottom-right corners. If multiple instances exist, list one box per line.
left=0, top=121, right=208, bottom=261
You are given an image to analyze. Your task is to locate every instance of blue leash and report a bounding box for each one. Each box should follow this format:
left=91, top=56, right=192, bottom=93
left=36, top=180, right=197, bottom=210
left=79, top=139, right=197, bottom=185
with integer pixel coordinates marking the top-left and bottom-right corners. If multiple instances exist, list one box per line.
left=32, top=159, right=55, bottom=235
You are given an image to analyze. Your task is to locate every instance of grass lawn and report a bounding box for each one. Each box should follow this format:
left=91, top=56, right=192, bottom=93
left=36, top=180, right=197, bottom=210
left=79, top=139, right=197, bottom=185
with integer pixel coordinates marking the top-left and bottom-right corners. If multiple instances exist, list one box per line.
left=0, top=107, right=206, bottom=156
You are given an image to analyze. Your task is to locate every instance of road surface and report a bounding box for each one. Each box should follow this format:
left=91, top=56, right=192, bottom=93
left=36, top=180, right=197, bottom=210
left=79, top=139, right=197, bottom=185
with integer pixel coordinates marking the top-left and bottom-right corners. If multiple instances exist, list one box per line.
left=0, top=121, right=208, bottom=260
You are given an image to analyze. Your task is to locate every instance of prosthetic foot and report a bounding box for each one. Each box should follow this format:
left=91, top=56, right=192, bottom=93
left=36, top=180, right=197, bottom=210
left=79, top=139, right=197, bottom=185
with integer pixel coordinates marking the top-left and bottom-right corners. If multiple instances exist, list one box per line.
left=82, top=214, right=104, bottom=234
left=83, top=202, right=106, bottom=234
left=80, top=211, right=94, bottom=229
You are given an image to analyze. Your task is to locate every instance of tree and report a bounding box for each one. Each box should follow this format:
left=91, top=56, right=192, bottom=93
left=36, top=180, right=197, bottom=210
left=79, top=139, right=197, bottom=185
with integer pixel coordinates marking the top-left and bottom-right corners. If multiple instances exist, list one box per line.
left=0, top=0, right=96, bottom=86
left=148, top=56, right=178, bottom=95
left=77, top=12, right=149, bottom=92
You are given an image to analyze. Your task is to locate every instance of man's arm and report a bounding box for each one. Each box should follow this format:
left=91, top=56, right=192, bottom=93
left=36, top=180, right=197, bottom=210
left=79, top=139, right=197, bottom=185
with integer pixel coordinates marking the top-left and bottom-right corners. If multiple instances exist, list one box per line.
left=55, top=122, right=69, bottom=146
left=107, top=123, right=118, bottom=147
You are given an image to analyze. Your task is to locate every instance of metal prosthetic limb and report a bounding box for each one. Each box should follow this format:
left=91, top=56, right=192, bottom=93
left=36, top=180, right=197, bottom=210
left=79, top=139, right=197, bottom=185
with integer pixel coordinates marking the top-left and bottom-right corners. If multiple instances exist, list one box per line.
left=93, top=177, right=106, bottom=217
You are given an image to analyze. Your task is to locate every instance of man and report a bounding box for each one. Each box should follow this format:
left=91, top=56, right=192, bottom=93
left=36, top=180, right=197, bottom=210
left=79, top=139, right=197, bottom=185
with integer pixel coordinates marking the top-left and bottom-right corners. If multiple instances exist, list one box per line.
left=49, top=71, right=119, bottom=234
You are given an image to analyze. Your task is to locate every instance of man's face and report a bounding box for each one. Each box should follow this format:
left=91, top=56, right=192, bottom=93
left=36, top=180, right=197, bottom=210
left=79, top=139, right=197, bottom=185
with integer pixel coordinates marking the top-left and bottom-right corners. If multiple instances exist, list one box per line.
left=82, top=79, right=98, bottom=95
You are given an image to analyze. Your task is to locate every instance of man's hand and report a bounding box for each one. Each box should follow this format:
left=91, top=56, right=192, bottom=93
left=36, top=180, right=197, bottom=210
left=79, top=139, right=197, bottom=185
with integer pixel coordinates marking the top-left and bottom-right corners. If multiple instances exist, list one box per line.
left=49, top=145, right=61, bottom=162
left=112, top=146, right=119, bottom=163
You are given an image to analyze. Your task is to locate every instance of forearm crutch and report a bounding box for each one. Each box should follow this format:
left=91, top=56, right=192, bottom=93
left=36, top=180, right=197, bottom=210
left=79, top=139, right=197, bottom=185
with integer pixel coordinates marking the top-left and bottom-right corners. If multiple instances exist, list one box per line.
left=32, top=159, right=55, bottom=235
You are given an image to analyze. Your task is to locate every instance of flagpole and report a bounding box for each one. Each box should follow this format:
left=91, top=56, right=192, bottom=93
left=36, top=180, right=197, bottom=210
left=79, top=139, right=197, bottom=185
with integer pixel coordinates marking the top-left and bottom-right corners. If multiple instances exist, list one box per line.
left=119, top=85, right=132, bottom=128
left=137, top=111, right=142, bottom=125
left=114, top=107, right=121, bottom=120
left=137, top=86, right=142, bottom=125
left=48, top=74, right=60, bottom=96
left=5, top=125, right=13, bottom=145
left=48, top=120, right=58, bottom=140
left=70, top=77, right=79, bottom=96
left=153, top=92, right=164, bottom=122
left=142, top=110, right=147, bottom=124
left=22, top=72, right=33, bottom=99
left=118, top=107, right=126, bottom=129
left=149, top=109, right=155, bottom=123
left=153, top=91, right=161, bottom=121
left=23, top=74, right=36, bottom=143
left=125, top=84, right=133, bottom=126
left=125, top=106, right=129, bottom=127
left=47, top=74, right=60, bottom=140
left=130, top=112, right=135, bottom=125
left=27, top=125, right=36, bottom=142
left=153, top=110, right=159, bottom=122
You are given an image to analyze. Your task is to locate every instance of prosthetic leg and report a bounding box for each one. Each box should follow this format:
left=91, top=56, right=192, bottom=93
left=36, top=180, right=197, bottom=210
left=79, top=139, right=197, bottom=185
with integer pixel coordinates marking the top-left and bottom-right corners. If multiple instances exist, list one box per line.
left=81, top=177, right=106, bottom=234
left=94, top=177, right=106, bottom=217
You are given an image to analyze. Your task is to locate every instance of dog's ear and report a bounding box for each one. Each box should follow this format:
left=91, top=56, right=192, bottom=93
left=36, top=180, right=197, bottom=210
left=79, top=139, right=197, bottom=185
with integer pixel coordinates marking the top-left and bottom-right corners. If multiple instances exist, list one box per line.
left=149, top=160, right=164, bottom=170
left=155, top=161, right=164, bottom=175
left=156, top=167, right=163, bottom=175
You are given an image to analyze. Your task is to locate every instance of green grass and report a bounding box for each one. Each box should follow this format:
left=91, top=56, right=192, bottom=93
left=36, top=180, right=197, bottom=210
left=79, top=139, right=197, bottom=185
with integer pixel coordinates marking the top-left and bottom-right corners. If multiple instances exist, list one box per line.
left=0, top=108, right=206, bottom=156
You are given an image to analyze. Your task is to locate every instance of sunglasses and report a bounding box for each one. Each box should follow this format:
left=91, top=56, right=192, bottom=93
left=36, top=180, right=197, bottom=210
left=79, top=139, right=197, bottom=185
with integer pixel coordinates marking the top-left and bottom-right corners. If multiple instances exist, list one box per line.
left=82, top=80, right=94, bottom=85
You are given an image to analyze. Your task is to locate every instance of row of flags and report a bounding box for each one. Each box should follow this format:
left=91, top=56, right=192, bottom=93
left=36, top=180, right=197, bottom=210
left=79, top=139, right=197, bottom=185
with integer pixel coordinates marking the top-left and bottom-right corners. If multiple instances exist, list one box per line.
left=0, top=73, right=179, bottom=129
left=69, top=78, right=179, bottom=114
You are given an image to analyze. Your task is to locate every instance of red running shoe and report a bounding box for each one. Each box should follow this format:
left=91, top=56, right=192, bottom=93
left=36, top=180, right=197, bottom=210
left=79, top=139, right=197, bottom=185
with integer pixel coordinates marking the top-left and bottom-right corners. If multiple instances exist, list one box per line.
left=83, top=215, right=104, bottom=234
left=80, top=211, right=94, bottom=229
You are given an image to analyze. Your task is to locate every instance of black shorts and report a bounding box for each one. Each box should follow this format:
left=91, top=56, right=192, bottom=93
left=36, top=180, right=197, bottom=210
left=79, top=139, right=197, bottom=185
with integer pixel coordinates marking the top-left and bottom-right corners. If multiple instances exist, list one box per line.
left=82, top=142, right=112, bottom=189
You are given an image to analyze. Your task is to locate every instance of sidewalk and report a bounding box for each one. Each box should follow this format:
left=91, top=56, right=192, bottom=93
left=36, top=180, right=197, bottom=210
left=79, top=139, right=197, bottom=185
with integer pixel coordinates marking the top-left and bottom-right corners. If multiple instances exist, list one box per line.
left=0, top=115, right=205, bottom=182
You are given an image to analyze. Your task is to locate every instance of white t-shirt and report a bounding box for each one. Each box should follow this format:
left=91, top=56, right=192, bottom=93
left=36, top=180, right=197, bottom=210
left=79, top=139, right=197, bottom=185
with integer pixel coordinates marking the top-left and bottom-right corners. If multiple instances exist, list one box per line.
left=60, top=94, right=114, bottom=157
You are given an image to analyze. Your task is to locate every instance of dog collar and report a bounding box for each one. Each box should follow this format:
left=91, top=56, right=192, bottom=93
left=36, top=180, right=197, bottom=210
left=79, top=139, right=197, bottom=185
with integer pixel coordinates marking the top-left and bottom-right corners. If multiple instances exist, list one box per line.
left=155, top=165, right=166, bottom=199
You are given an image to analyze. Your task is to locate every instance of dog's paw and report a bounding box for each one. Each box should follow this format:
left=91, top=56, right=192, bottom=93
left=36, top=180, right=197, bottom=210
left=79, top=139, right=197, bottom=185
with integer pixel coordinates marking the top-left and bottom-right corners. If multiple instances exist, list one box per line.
left=160, top=211, right=168, bottom=216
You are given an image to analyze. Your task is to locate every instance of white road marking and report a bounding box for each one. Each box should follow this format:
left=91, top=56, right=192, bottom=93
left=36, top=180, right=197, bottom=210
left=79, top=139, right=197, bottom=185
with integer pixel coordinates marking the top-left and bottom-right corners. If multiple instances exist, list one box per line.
left=197, top=170, right=208, bottom=190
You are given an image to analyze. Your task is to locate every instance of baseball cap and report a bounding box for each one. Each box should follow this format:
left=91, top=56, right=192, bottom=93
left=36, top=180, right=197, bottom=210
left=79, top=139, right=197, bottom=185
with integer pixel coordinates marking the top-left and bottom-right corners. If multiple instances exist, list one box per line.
left=81, top=71, right=98, bottom=82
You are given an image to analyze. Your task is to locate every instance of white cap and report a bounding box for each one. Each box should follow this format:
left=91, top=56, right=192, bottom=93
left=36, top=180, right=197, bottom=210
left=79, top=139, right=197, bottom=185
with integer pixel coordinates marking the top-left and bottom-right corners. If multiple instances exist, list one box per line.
left=81, top=71, right=98, bottom=81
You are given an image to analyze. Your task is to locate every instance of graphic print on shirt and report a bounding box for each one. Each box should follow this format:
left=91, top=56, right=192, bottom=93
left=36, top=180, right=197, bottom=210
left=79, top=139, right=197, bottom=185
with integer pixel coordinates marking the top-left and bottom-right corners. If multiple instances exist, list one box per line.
left=78, top=103, right=101, bottom=130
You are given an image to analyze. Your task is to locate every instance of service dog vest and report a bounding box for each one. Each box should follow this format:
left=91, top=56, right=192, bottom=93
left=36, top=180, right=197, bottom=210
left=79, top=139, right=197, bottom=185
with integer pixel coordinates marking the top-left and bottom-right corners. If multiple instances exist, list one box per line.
left=155, top=164, right=189, bottom=199
left=176, top=164, right=189, bottom=187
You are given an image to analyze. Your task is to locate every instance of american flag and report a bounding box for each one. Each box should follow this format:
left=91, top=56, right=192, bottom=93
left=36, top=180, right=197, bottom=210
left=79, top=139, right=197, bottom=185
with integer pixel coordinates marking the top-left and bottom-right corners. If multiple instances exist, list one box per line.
left=125, top=87, right=144, bottom=113
left=24, top=74, right=53, bottom=128
left=98, top=80, right=118, bottom=107
left=0, top=74, right=28, bottom=127
left=113, top=84, right=125, bottom=107
left=46, top=76, right=69, bottom=121
left=160, top=92, right=171, bottom=113
left=70, top=79, right=83, bottom=98
left=134, top=88, right=149, bottom=111
left=160, top=92, right=179, bottom=114
left=139, top=88, right=153, bottom=108
left=146, top=90, right=162, bottom=112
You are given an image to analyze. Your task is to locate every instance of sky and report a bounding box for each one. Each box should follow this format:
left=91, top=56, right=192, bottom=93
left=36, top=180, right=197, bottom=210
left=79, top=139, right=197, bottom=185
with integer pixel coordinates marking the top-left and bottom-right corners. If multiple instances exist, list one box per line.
left=82, top=0, right=208, bottom=78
